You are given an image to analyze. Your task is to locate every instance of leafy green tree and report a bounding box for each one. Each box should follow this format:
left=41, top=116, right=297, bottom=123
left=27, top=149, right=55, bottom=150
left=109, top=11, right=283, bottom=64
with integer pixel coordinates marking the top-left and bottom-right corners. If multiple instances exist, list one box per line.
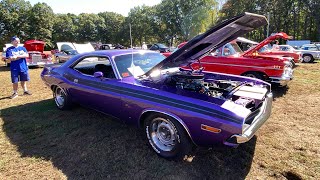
left=156, top=0, right=219, bottom=45
left=220, top=0, right=319, bottom=41
left=0, top=0, right=31, bottom=45
left=127, top=5, right=158, bottom=46
left=52, top=13, right=77, bottom=44
left=301, top=0, right=320, bottom=41
left=28, top=2, right=55, bottom=47
left=98, top=12, right=125, bottom=44
left=75, top=13, right=106, bottom=42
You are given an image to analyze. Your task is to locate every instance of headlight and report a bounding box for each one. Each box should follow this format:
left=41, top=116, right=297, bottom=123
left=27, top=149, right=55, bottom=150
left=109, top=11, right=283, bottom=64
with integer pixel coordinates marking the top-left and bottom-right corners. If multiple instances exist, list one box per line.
left=283, top=66, right=292, bottom=75
left=284, top=60, right=292, bottom=66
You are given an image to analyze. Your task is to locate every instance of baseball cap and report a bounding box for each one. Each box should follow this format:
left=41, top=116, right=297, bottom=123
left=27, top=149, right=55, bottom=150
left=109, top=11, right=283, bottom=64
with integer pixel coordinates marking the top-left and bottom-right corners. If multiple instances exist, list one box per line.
left=11, top=36, right=20, bottom=42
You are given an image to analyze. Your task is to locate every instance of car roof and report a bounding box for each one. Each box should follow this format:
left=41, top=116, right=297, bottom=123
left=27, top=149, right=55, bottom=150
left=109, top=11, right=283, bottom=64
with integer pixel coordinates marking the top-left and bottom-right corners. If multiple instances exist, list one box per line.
left=301, top=44, right=316, bottom=47
left=80, top=49, right=160, bottom=57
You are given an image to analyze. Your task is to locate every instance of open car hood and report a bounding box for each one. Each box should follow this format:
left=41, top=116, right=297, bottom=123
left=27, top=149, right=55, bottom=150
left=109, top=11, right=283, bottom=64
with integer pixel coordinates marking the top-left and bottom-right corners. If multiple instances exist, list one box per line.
left=57, top=42, right=76, bottom=52
left=24, top=40, right=45, bottom=53
left=243, top=32, right=292, bottom=56
left=144, top=12, right=268, bottom=76
left=73, top=43, right=95, bottom=53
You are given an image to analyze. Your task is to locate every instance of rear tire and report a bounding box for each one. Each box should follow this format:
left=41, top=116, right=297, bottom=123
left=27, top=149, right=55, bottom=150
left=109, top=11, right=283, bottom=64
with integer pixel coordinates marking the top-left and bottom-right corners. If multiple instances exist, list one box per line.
left=53, top=86, right=72, bottom=110
left=302, top=55, right=314, bottom=63
left=144, top=113, right=193, bottom=160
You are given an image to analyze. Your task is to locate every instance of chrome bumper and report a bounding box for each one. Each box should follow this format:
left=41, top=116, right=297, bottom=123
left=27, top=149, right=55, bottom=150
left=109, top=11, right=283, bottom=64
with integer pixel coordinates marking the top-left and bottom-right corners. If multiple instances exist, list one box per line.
left=270, top=68, right=294, bottom=86
left=225, top=93, right=273, bottom=145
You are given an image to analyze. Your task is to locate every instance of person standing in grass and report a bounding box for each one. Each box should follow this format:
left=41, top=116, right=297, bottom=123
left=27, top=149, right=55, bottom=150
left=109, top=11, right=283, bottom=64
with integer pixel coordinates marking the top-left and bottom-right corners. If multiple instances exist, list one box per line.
left=6, top=36, right=32, bottom=99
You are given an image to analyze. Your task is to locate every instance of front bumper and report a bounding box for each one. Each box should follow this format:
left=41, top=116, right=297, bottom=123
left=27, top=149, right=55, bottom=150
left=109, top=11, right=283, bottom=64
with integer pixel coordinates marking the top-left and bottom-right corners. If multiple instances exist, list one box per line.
left=27, top=61, right=53, bottom=67
left=270, top=68, right=294, bottom=86
left=225, top=93, right=273, bottom=145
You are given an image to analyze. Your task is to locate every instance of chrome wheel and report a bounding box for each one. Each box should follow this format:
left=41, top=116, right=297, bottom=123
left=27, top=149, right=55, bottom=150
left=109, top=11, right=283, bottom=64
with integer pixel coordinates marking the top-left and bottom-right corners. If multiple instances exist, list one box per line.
left=245, top=73, right=257, bottom=78
left=54, top=87, right=66, bottom=108
left=149, top=117, right=178, bottom=152
left=243, top=72, right=263, bottom=80
left=303, top=55, right=312, bottom=63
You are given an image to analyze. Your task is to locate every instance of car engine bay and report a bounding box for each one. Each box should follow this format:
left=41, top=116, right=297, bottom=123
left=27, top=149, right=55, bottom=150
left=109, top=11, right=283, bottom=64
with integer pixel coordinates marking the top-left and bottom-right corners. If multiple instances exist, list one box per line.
left=141, top=70, right=269, bottom=114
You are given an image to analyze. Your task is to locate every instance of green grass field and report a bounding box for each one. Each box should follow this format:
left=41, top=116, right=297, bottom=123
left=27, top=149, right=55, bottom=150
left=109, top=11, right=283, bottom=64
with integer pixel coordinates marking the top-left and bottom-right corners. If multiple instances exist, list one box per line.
left=0, top=61, right=319, bottom=179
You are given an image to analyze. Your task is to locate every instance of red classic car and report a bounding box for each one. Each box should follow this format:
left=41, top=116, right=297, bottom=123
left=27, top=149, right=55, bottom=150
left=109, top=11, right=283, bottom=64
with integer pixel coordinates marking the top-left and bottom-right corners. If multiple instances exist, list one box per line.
left=194, top=42, right=293, bottom=86
left=24, top=40, right=53, bottom=66
left=246, top=32, right=302, bottom=64
left=165, top=41, right=293, bottom=86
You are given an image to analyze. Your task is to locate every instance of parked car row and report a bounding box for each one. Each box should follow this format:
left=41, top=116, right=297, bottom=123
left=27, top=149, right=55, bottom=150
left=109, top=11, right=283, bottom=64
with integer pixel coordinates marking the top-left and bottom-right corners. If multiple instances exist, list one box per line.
left=2, top=12, right=311, bottom=160
left=163, top=37, right=294, bottom=86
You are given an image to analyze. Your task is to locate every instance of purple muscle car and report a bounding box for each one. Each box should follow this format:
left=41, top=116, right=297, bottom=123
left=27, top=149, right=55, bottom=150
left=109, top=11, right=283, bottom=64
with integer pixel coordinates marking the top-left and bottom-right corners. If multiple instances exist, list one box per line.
left=41, top=12, right=272, bottom=160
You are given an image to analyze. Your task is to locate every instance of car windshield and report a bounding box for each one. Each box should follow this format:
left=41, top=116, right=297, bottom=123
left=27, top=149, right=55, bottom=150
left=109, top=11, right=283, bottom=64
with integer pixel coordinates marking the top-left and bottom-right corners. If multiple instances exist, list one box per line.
left=114, top=52, right=165, bottom=78
left=258, top=46, right=270, bottom=53
left=231, top=43, right=243, bottom=53
left=223, top=43, right=243, bottom=56
left=157, top=44, right=168, bottom=48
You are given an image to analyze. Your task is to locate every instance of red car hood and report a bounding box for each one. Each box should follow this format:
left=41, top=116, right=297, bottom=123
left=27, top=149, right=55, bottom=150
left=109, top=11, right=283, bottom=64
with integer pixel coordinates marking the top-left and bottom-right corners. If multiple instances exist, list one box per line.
left=144, top=12, right=268, bottom=76
left=243, top=32, right=291, bottom=57
left=24, top=40, right=45, bottom=53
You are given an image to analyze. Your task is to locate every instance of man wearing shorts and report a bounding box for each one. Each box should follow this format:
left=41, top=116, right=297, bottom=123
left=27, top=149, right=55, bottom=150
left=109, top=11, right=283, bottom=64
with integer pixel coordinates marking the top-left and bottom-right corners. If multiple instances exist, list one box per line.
left=6, top=36, right=32, bottom=99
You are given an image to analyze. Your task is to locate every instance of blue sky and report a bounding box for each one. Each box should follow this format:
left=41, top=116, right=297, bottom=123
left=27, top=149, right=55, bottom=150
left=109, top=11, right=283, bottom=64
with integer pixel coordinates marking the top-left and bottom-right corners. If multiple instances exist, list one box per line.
left=28, top=0, right=162, bottom=16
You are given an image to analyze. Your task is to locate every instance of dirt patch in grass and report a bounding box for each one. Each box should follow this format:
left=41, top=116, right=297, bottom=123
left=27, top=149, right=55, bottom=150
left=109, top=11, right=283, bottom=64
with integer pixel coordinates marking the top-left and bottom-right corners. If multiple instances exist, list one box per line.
left=0, top=61, right=319, bottom=179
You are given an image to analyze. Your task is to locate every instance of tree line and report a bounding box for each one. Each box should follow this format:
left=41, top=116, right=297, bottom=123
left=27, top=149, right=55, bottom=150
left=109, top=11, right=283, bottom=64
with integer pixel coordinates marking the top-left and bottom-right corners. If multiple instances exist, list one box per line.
left=0, top=0, right=218, bottom=49
left=0, top=0, right=319, bottom=50
left=220, top=0, right=319, bottom=42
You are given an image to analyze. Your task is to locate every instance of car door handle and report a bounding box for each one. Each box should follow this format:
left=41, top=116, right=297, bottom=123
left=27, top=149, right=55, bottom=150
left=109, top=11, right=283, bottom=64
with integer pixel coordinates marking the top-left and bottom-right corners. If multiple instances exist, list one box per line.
left=74, top=79, right=78, bottom=83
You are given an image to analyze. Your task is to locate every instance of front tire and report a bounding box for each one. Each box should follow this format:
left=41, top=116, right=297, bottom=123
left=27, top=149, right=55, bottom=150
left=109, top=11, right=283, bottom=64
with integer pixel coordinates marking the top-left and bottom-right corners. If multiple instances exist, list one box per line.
left=53, top=86, right=72, bottom=110
left=243, top=72, right=264, bottom=80
left=144, top=113, right=193, bottom=160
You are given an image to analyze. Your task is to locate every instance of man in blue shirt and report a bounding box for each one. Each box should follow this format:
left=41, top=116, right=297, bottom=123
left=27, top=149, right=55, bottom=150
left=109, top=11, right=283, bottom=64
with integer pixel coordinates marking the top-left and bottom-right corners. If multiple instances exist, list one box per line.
left=6, top=36, right=32, bottom=99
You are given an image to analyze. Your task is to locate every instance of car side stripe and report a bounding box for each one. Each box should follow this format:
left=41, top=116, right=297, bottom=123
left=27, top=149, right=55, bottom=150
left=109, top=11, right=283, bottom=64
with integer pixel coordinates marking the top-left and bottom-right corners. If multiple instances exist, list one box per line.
left=64, top=74, right=243, bottom=124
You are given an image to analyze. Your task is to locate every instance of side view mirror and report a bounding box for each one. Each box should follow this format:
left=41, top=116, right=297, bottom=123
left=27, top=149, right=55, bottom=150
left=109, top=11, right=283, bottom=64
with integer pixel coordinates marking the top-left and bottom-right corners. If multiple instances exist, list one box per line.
left=94, top=71, right=104, bottom=78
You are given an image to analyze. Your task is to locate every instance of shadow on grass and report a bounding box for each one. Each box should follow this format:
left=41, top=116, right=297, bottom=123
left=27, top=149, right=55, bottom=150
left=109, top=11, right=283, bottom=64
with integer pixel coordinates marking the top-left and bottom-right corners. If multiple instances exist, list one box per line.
left=272, top=85, right=289, bottom=99
left=0, top=65, right=10, bottom=71
left=2, top=99, right=256, bottom=179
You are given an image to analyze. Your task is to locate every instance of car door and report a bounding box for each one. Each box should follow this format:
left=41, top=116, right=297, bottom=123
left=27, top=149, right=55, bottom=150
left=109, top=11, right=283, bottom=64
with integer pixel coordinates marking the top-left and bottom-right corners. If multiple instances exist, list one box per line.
left=63, top=55, right=123, bottom=118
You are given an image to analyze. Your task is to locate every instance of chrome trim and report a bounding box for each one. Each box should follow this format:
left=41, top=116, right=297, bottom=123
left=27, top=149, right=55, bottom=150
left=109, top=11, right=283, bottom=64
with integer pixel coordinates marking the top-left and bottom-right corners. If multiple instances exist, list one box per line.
left=201, top=62, right=283, bottom=70
left=225, top=93, right=273, bottom=144
left=139, top=109, right=197, bottom=146
left=269, top=67, right=293, bottom=86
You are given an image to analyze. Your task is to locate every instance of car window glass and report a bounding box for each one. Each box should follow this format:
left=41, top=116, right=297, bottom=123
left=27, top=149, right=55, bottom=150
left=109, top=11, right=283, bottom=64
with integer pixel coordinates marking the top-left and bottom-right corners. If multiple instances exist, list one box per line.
left=73, top=56, right=116, bottom=79
left=157, top=44, right=167, bottom=48
left=61, top=44, right=74, bottom=51
left=212, top=49, right=220, bottom=56
left=114, top=52, right=165, bottom=78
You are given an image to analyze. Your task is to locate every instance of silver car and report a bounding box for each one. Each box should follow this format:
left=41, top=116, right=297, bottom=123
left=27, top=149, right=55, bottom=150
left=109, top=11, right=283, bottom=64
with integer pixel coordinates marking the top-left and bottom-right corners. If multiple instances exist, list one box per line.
left=297, top=44, right=320, bottom=63
left=55, top=49, right=79, bottom=63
